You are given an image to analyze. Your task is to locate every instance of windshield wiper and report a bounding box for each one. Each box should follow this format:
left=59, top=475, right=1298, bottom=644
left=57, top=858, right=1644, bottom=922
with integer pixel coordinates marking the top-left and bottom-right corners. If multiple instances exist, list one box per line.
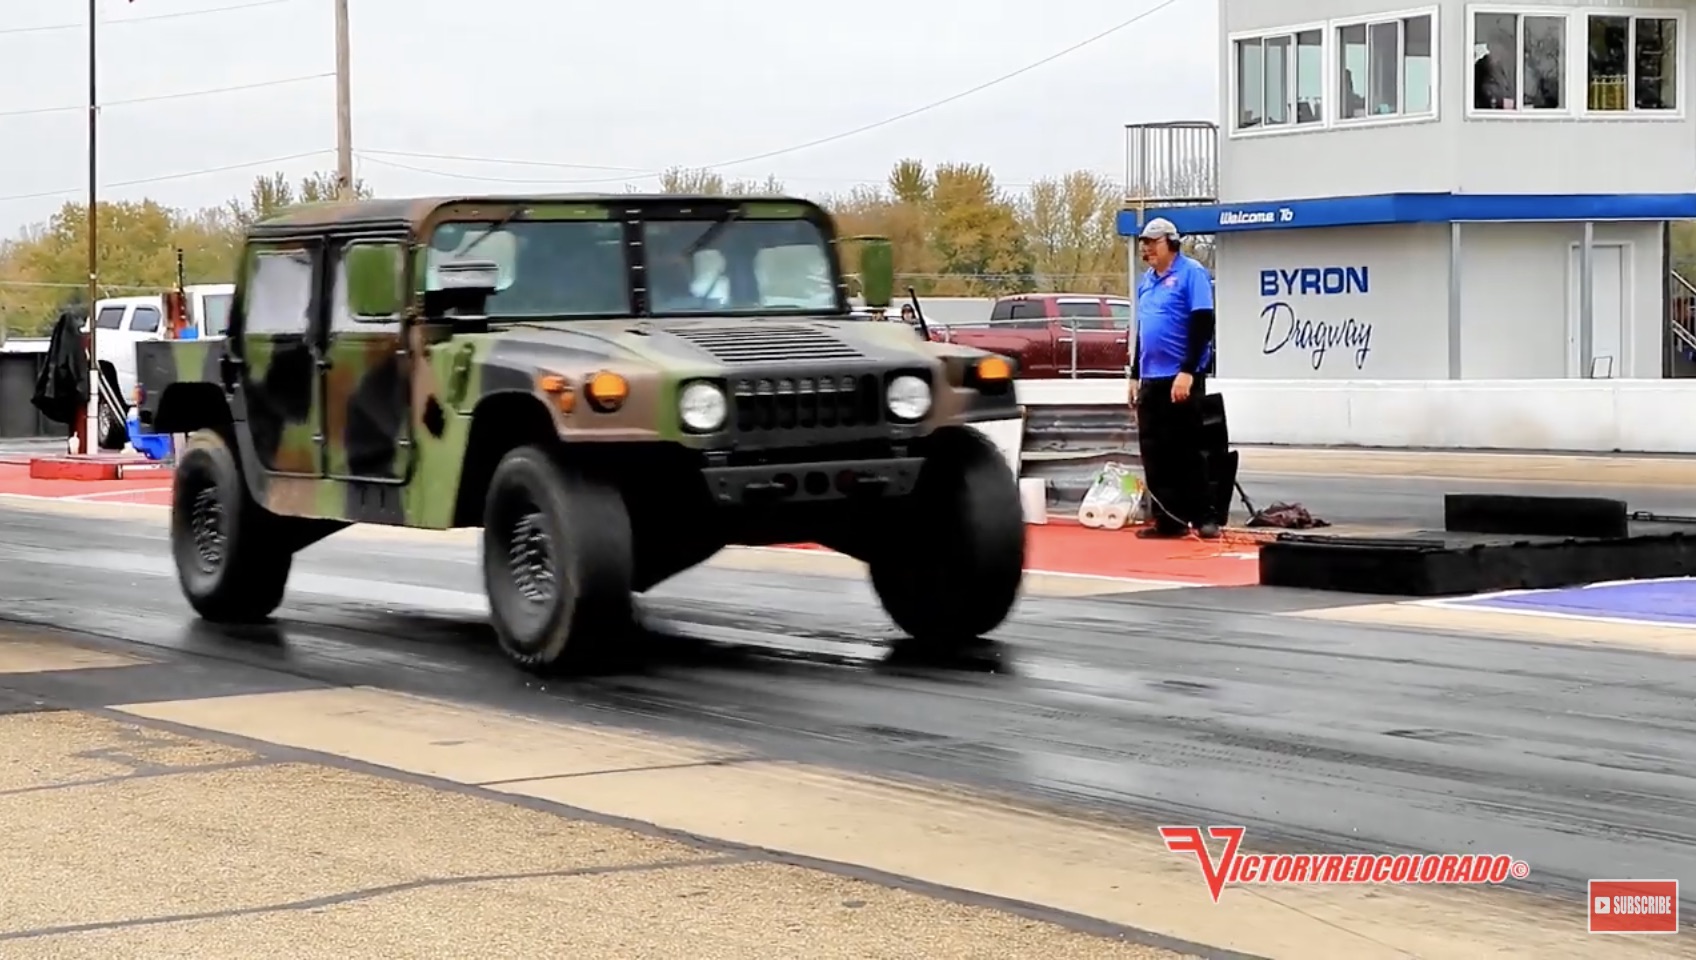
left=456, top=207, right=525, bottom=257
left=684, top=206, right=742, bottom=258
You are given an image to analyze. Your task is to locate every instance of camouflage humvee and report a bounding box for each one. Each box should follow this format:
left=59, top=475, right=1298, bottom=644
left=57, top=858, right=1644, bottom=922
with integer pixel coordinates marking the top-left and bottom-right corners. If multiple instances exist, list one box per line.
left=135, top=194, right=1026, bottom=674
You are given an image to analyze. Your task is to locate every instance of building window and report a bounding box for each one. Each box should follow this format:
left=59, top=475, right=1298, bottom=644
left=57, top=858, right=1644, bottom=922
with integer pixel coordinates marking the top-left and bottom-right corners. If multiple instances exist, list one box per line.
left=1337, top=13, right=1435, bottom=121
left=1233, top=28, right=1324, bottom=132
left=1472, top=12, right=1567, bottom=110
left=1588, top=13, right=1679, bottom=111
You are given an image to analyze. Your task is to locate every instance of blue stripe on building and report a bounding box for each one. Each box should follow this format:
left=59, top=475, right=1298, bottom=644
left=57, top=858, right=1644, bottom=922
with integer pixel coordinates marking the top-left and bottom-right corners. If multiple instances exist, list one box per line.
left=1117, top=192, right=1696, bottom=236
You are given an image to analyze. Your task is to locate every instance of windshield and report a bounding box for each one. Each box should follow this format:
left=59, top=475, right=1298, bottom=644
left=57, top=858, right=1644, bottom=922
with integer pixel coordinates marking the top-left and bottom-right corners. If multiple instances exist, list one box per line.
left=424, top=220, right=630, bottom=318
left=641, top=218, right=838, bottom=315
left=200, top=293, right=233, bottom=336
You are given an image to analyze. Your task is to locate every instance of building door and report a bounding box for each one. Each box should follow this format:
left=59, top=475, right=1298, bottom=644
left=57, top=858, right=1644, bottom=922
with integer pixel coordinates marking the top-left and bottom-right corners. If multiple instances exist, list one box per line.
left=1567, top=243, right=1628, bottom=378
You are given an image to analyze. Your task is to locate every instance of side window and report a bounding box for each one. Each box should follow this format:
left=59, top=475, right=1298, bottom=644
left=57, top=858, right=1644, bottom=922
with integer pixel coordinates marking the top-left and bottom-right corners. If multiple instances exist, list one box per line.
left=1057, top=300, right=1112, bottom=330
left=243, top=247, right=315, bottom=335
left=1005, top=301, right=1049, bottom=330
left=331, top=241, right=404, bottom=331
left=989, top=300, right=1015, bottom=322
left=129, top=306, right=161, bottom=333
left=1106, top=300, right=1132, bottom=331
left=95, top=306, right=125, bottom=329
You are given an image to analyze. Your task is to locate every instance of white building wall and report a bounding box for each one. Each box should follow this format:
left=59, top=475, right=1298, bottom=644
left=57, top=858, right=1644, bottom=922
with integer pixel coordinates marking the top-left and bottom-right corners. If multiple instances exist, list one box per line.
left=1213, top=221, right=1664, bottom=381
left=1214, top=225, right=1451, bottom=379
left=1218, top=0, right=1696, bottom=202
left=1457, top=222, right=1663, bottom=378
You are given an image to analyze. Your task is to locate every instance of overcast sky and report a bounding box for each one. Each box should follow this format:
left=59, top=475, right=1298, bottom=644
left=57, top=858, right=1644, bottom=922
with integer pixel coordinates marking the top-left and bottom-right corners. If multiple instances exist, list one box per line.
left=0, top=0, right=1218, bottom=237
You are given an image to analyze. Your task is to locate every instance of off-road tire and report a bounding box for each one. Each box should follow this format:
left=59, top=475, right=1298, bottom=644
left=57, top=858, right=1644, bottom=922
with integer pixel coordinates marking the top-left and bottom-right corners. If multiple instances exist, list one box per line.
left=870, top=426, right=1025, bottom=656
left=482, top=445, right=635, bottom=675
left=170, top=430, right=293, bottom=622
left=96, top=367, right=127, bottom=451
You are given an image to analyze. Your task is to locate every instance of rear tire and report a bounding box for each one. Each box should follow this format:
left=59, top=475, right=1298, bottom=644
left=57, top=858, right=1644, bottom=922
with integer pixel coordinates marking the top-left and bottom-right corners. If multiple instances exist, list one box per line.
left=96, top=366, right=127, bottom=451
left=170, top=430, right=293, bottom=622
left=482, top=445, right=635, bottom=675
left=870, top=427, right=1025, bottom=657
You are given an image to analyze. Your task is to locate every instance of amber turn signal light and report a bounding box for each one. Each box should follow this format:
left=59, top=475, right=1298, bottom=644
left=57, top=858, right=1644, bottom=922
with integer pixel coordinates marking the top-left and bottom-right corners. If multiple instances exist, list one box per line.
left=536, top=374, right=575, bottom=413
left=585, top=371, right=629, bottom=412
left=975, top=356, right=1012, bottom=381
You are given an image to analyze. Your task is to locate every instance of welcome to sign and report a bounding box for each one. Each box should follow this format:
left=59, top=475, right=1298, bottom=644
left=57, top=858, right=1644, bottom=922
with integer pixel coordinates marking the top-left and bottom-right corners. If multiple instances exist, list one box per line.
left=1258, top=266, right=1374, bottom=371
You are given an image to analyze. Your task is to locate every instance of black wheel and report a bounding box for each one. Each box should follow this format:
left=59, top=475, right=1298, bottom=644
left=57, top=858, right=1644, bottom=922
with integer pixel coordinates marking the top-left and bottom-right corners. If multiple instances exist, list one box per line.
left=170, top=430, right=293, bottom=622
left=482, top=445, right=634, bottom=674
left=870, top=426, right=1025, bottom=656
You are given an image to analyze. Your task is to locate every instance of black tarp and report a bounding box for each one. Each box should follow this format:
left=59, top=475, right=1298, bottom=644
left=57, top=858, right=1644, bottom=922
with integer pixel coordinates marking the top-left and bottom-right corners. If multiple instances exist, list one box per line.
left=31, top=307, right=89, bottom=426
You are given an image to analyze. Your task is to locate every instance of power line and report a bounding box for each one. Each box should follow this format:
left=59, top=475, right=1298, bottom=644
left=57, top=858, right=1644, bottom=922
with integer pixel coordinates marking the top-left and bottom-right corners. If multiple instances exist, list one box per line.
left=0, top=73, right=333, bottom=120
left=357, top=0, right=1184, bottom=185
left=694, top=0, right=1187, bottom=171
left=0, top=149, right=331, bottom=204
left=0, top=0, right=299, bottom=37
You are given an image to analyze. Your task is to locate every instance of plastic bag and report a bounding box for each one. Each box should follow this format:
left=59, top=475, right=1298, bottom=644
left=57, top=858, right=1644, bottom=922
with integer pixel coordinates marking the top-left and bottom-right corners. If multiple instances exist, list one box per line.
left=1077, top=461, right=1146, bottom=530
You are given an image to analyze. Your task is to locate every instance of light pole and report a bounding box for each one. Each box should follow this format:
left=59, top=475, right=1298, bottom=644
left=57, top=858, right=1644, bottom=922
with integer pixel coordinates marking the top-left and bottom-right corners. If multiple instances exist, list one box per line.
left=81, top=0, right=99, bottom=455
left=334, top=0, right=352, bottom=199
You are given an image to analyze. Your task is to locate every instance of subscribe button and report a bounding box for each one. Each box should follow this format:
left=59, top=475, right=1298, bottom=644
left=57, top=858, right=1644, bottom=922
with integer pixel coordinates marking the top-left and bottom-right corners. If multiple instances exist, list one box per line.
left=1590, top=880, right=1679, bottom=934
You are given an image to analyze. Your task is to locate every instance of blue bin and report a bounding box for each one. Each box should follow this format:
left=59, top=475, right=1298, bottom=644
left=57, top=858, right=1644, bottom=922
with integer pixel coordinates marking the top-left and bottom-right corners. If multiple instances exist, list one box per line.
left=128, top=411, right=173, bottom=461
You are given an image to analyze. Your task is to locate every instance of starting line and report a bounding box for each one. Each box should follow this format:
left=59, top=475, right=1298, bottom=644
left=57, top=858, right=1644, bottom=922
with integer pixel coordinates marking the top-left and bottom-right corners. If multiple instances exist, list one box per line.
left=1427, top=577, right=1696, bottom=630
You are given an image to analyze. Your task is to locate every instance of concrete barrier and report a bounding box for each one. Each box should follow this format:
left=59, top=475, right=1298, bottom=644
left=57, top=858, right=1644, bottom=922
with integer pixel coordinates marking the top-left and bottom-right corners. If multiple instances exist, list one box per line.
left=1016, top=378, right=1696, bottom=454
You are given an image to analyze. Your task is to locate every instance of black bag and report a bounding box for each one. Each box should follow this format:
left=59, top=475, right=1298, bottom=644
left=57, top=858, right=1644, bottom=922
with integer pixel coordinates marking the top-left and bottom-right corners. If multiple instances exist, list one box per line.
left=1198, top=392, right=1237, bottom=522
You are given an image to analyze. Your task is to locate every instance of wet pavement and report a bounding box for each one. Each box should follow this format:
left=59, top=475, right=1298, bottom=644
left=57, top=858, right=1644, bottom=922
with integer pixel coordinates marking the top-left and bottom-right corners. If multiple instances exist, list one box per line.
left=0, top=465, right=1694, bottom=955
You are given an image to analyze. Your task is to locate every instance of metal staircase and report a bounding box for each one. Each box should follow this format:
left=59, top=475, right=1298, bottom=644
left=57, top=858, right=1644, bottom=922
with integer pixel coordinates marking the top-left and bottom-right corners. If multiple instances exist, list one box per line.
left=1671, top=270, right=1696, bottom=368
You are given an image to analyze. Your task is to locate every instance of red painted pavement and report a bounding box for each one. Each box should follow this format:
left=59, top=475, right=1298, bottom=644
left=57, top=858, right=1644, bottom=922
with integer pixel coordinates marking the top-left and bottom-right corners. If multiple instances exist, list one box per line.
left=0, top=465, right=1259, bottom=584
left=0, top=464, right=173, bottom=504
left=779, top=521, right=1259, bottom=586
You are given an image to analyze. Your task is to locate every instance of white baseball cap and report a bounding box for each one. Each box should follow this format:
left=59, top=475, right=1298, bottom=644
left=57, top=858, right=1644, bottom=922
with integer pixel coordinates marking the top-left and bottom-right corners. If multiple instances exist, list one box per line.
left=1138, top=217, right=1180, bottom=240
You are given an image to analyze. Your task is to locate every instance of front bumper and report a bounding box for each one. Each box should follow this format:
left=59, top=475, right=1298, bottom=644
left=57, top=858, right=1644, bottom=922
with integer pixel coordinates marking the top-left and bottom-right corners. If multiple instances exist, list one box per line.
left=703, top=456, right=923, bottom=506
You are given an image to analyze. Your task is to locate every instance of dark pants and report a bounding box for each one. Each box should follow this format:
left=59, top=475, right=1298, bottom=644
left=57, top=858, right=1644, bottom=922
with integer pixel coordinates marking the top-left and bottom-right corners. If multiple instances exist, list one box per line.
left=1136, top=375, right=1214, bottom=531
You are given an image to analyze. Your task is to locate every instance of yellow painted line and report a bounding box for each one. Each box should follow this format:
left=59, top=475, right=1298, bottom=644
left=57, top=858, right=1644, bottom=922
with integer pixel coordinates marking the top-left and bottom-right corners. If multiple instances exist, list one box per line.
left=0, top=710, right=1183, bottom=960
left=0, top=637, right=150, bottom=674
left=1289, top=601, right=1696, bottom=656
left=114, top=686, right=1643, bottom=960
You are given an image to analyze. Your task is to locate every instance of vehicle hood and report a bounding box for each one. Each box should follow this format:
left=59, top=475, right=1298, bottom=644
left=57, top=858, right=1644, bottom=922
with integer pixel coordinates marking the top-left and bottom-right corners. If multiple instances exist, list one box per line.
left=486, top=316, right=957, bottom=374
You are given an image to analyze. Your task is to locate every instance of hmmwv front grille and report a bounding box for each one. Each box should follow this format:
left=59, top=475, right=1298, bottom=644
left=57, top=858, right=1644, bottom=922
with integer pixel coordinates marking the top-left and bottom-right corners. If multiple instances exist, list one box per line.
left=733, top=374, right=882, bottom=432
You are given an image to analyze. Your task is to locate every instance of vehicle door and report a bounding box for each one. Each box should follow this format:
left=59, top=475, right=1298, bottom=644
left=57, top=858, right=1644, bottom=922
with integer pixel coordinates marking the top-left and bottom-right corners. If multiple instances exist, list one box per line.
left=112, top=302, right=162, bottom=403
left=1053, top=298, right=1128, bottom=375
left=320, top=237, right=412, bottom=483
left=233, top=240, right=327, bottom=477
left=994, top=299, right=1056, bottom=376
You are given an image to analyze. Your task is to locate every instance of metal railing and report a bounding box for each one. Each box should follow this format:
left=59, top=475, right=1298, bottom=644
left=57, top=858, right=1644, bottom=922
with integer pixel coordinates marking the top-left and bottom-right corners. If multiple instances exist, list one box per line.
left=924, top=315, right=1130, bottom=378
left=1670, top=270, right=1696, bottom=360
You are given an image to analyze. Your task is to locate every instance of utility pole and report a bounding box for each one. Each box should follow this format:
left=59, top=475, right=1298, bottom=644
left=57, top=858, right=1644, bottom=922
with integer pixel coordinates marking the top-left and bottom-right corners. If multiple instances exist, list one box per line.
left=81, top=0, right=98, bottom=455
left=334, top=0, right=353, bottom=199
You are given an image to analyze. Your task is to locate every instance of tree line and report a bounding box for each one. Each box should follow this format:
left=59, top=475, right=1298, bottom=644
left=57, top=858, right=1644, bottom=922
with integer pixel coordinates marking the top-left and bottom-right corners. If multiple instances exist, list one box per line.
left=0, top=160, right=1141, bottom=336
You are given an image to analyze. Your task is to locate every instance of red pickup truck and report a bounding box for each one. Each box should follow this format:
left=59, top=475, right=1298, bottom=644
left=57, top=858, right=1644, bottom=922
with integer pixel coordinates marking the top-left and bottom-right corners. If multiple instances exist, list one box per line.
left=926, top=294, right=1131, bottom=377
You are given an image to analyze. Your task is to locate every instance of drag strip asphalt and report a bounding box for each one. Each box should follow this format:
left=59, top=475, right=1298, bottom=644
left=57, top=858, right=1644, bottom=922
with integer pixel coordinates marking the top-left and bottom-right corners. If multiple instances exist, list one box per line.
left=1, top=490, right=1694, bottom=926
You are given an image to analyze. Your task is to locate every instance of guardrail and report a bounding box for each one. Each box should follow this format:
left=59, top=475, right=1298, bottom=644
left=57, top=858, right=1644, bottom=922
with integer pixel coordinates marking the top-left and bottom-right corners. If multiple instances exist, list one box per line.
left=1017, top=400, right=1138, bottom=511
left=926, top=315, right=1131, bottom=379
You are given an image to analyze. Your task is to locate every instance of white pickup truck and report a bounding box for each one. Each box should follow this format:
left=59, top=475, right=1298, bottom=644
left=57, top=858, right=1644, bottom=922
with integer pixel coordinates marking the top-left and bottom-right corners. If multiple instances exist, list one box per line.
left=87, top=283, right=233, bottom=448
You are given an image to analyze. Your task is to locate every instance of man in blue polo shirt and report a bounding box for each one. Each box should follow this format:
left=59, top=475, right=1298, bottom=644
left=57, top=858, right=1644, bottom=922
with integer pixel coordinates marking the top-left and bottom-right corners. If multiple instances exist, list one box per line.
left=1129, top=217, right=1220, bottom=539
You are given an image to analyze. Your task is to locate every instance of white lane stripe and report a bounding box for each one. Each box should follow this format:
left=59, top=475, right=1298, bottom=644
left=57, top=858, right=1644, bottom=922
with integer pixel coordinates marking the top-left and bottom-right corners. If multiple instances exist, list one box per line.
left=60, top=486, right=173, bottom=502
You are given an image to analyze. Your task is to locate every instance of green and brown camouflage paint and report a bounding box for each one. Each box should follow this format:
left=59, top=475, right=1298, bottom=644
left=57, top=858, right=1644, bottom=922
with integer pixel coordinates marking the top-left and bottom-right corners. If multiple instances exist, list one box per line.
left=135, top=194, right=1019, bottom=529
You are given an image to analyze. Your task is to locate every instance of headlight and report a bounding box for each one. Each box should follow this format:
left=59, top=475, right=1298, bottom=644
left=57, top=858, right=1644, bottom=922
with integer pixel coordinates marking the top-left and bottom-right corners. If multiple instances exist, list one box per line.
left=679, top=381, right=727, bottom=432
left=886, top=374, right=931, bottom=421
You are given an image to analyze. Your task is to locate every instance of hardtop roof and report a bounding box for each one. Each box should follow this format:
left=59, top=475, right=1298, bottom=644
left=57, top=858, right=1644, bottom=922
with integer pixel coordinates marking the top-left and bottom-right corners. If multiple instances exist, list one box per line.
left=248, top=193, right=828, bottom=236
